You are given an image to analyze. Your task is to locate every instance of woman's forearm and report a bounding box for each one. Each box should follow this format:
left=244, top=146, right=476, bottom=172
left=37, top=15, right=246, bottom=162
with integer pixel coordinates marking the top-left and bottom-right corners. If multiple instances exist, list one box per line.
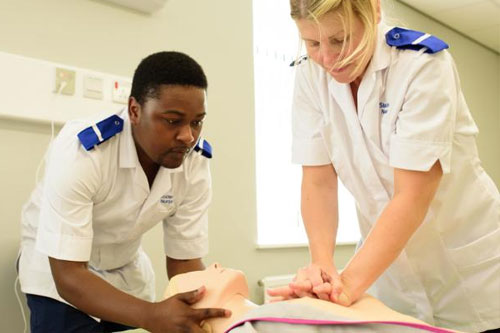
left=341, top=192, right=427, bottom=296
left=301, top=165, right=339, bottom=268
left=341, top=163, right=442, bottom=299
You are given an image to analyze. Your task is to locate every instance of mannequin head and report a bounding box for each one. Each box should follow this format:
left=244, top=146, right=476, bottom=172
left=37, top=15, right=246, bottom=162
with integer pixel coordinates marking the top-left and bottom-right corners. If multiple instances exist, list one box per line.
left=165, top=263, right=257, bottom=333
left=165, top=263, right=250, bottom=308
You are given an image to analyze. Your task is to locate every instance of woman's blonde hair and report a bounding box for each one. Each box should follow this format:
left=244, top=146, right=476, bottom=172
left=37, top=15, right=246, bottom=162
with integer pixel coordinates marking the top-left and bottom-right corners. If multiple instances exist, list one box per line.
left=290, top=0, right=378, bottom=73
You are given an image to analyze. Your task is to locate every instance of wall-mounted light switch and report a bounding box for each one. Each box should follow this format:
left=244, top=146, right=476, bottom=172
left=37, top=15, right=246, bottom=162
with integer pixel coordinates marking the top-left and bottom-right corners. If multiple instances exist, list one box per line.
left=83, top=75, right=103, bottom=100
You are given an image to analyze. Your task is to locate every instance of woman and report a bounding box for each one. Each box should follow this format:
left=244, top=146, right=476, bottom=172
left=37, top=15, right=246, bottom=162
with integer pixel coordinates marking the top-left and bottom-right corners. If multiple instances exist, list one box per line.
left=269, top=1, right=500, bottom=332
left=165, top=263, right=458, bottom=333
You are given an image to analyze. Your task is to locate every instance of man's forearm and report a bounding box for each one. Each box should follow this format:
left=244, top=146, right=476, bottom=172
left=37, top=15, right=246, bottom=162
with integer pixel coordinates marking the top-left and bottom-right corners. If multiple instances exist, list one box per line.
left=50, top=259, right=151, bottom=328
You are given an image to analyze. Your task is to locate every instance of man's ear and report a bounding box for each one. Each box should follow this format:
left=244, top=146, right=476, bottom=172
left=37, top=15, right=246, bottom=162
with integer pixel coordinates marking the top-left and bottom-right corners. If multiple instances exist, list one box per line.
left=128, top=96, right=141, bottom=125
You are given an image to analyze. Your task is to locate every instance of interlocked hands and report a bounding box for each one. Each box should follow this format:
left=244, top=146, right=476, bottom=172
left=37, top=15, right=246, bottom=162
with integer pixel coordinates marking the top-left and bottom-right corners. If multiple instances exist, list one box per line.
left=267, top=263, right=352, bottom=306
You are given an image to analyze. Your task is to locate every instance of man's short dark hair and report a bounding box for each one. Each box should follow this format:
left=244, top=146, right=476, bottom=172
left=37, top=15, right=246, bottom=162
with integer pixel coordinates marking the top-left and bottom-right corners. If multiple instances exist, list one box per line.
left=130, top=51, right=208, bottom=105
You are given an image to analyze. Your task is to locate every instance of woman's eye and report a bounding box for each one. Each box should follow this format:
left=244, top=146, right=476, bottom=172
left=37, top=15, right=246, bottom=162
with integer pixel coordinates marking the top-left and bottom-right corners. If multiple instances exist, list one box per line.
left=307, top=41, right=320, bottom=48
left=330, top=36, right=348, bottom=45
left=192, top=120, right=203, bottom=127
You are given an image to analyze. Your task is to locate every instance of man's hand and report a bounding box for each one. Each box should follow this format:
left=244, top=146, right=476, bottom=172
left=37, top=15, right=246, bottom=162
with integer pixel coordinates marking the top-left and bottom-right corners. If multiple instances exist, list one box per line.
left=144, top=286, right=231, bottom=333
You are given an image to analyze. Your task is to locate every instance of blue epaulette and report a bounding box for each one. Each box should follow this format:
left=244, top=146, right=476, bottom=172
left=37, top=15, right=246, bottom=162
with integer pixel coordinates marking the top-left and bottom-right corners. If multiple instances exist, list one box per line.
left=77, top=114, right=124, bottom=151
left=386, top=27, right=448, bottom=54
left=193, top=138, right=212, bottom=159
left=290, top=55, right=308, bottom=67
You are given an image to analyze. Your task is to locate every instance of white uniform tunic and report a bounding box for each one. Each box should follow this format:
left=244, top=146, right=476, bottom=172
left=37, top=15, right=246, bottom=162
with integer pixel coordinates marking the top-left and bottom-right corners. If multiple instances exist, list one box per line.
left=19, top=108, right=211, bottom=306
left=291, top=24, right=500, bottom=332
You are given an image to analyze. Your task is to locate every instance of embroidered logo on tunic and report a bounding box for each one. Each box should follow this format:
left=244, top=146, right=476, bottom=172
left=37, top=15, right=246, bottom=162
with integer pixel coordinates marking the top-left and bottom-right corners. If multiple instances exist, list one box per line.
left=160, top=194, right=174, bottom=205
left=159, top=194, right=176, bottom=216
left=379, top=102, right=390, bottom=114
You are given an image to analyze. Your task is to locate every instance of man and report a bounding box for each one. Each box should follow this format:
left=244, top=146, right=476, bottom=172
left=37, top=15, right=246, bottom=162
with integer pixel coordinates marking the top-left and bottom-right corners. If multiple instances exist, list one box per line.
left=18, top=51, right=229, bottom=332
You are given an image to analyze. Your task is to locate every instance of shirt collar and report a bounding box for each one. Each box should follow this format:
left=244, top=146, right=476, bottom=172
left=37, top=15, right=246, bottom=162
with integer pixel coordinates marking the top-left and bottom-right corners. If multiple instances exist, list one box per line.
left=364, top=22, right=393, bottom=75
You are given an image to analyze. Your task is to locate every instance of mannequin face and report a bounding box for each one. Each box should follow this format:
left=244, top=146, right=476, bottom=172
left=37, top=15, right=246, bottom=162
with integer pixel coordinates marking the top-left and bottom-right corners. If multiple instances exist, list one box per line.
left=165, top=263, right=249, bottom=309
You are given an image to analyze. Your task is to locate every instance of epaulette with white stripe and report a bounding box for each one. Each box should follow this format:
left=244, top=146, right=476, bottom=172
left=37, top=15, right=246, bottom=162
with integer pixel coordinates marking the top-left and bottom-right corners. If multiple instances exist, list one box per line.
left=193, top=138, right=212, bottom=159
left=77, top=115, right=124, bottom=151
left=385, top=27, right=448, bottom=54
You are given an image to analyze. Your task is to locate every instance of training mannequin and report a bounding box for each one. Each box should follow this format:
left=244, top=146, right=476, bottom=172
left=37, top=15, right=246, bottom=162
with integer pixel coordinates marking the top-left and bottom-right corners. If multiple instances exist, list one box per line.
left=165, top=263, right=257, bottom=332
left=164, top=264, right=459, bottom=333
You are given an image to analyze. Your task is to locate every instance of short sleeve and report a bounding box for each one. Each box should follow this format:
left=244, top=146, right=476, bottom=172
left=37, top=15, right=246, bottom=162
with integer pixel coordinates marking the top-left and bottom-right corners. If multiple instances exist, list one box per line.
left=389, top=52, right=458, bottom=174
left=163, top=155, right=211, bottom=259
left=291, top=64, right=331, bottom=166
left=36, top=126, right=100, bottom=261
